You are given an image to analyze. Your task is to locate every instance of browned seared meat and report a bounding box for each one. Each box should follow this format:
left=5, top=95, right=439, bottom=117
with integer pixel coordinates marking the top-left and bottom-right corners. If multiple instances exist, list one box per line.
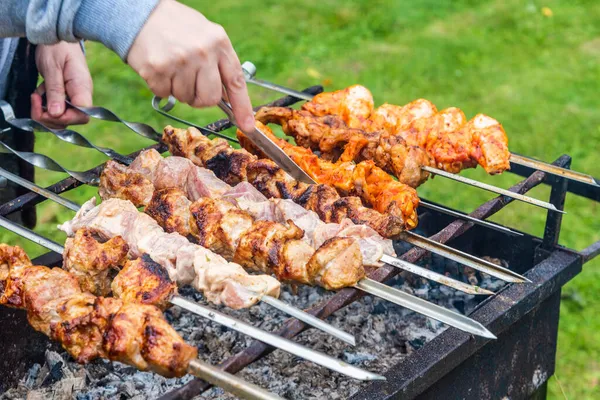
left=1, top=245, right=197, bottom=377
left=111, top=255, right=176, bottom=310
left=162, top=125, right=407, bottom=239
left=189, top=196, right=254, bottom=260
left=100, top=161, right=154, bottom=207
left=63, top=228, right=129, bottom=296
left=307, top=237, right=365, bottom=290
left=146, top=188, right=194, bottom=237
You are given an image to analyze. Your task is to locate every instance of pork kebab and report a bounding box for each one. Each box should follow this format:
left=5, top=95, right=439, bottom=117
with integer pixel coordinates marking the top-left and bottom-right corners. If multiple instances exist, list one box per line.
left=99, top=149, right=488, bottom=295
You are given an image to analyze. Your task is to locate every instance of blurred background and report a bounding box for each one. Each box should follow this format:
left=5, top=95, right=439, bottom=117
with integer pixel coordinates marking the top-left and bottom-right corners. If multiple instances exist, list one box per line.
left=1, top=0, right=598, bottom=398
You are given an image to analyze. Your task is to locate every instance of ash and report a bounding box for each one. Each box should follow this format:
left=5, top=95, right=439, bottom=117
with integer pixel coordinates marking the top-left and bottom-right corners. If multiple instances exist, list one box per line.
left=2, top=247, right=507, bottom=400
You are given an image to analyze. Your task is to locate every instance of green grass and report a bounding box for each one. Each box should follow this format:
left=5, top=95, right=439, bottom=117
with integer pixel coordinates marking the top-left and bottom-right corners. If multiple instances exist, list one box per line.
left=2, top=0, right=599, bottom=397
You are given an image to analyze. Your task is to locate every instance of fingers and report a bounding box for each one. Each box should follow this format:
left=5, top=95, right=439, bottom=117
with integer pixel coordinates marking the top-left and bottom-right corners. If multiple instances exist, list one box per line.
left=192, top=62, right=222, bottom=108
left=219, top=43, right=255, bottom=132
left=42, top=63, right=67, bottom=118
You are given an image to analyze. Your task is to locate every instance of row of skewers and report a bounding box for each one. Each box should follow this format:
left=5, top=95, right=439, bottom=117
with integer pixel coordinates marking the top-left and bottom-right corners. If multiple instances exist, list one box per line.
left=2, top=76, right=590, bottom=397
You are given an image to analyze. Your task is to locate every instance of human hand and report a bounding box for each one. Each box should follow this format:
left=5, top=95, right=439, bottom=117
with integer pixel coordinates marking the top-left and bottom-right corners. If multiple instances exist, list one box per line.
left=31, top=42, right=93, bottom=129
left=127, top=0, right=255, bottom=132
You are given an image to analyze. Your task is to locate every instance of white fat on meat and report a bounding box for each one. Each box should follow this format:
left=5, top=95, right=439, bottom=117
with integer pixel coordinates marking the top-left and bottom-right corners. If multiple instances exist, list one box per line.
left=58, top=198, right=281, bottom=309
left=236, top=198, right=395, bottom=266
left=221, top=181, right=268, bottom=204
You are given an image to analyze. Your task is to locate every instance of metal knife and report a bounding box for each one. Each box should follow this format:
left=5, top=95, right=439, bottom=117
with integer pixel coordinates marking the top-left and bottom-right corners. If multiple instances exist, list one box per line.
left=218, top=99, right=317, bottom=184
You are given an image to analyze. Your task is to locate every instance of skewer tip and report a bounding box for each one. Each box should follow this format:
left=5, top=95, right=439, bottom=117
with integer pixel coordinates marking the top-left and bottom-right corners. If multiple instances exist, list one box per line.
left=472, top=287, right=495, bottom=296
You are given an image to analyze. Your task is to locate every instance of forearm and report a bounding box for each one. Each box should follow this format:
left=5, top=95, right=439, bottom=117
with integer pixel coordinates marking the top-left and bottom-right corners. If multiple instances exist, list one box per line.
left=0, top=0, right=159, bottom=59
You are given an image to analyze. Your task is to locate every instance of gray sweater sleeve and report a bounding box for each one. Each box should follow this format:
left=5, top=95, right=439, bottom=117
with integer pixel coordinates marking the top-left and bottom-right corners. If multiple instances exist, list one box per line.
left=0, top=0, right=159, bottom=60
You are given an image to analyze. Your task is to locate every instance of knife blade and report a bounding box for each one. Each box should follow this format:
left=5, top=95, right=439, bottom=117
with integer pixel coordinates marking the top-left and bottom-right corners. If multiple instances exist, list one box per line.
left=218, top=100, right=317, bottom=184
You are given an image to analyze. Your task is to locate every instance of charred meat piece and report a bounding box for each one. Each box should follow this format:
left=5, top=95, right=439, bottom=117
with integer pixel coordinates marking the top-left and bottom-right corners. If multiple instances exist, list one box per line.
left=100, top=161, right=155, bottom=207
left=111, top=254, right=176, bottom=310
left=0, top=245, right=197, bottom=377
left=63, top=228, right=129, bottom=296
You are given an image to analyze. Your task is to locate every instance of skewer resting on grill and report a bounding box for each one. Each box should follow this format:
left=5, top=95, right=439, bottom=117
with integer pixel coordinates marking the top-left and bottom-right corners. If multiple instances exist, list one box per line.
left=0, top=142, right=356, bottom=343
left=0, top=243, right=284, bottom=399
left=99, top=148, right=492, bottom=296
left=160, top=125, right=527, bottom=283
left=0, top=165, right=497, bottom=339
left=0, top=216, right=388, bottom=380
left=240, top=61, right=599, bottom=189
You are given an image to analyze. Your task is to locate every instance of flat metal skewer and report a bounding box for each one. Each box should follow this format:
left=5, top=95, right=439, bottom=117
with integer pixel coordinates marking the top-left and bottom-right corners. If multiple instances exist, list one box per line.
left=187, top=359, right=283, bottom=400
left=421, top=166, right=562, bottom=214
left=400, top=231, right=531, bottom=283
left=510, top=153, right=600, bottom=188
left=355, top=279, right=496, bottom=339
left=0, top=164, right=355, bottom=346
left=419, top=200, right=522, bottom=236
left=0, top=218, right=376, bottom=384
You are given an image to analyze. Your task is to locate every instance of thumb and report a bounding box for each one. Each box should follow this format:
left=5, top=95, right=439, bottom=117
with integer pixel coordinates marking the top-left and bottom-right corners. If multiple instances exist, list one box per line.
left=43, top=68, right=66, bottom=117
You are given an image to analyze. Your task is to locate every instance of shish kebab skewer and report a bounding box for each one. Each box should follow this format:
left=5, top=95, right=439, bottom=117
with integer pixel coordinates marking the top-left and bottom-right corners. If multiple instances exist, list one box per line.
left=99, top=149, right=491, bottom=296
left=0, top=108, right=508, bottom=290
left=0, top=103, right=525, bottom=282
left=0, top=216, right=387, bottom=381
left=0, top=166, right=496, bottom=339
left=27, top=94, right=521, bottom=236
left=3, top=95, right=522, bottom=237
left=241, top=61, right=599, bottom=189
left=0, top=146, right=357, bottom=343
left=0, top=243, right=283, bottom=400
left=160, top=125, right=528, bottom=284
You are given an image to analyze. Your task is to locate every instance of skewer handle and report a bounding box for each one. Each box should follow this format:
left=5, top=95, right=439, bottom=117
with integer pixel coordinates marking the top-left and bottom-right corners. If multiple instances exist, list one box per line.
left=242, top=62, right=315, bottom=101
left=187, top=359, right=283, bottom=400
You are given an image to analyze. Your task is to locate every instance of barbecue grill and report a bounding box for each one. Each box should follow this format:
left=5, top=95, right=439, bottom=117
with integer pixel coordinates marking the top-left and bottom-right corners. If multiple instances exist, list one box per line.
left=0, top=83, right=598, bottom=400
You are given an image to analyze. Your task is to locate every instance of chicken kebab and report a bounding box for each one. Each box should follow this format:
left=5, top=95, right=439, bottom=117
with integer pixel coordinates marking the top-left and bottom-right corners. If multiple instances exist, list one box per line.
left=0, top=243, right=196, bottom=378
left=255, top=84, right=510, bottom=187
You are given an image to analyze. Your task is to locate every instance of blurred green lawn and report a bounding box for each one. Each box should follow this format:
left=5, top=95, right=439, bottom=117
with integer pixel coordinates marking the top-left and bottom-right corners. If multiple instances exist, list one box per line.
left=1, top=0, right=599, bottom=398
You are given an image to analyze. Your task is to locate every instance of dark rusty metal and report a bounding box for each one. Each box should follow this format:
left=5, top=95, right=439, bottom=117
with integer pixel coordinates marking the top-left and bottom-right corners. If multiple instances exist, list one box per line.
left=581, top=240, right=600, bottom=263
left=510, top=158, right=600, bottom=202
left=160, top=157, right=568, bottom=400
left=353, top=250, right=581, bottom=400
left=535, top=156, right=570, bottom=264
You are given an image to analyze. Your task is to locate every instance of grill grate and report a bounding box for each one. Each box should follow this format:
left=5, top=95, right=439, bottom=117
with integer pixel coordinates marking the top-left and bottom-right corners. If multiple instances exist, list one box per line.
left=0, top=85, right=599, bottom=399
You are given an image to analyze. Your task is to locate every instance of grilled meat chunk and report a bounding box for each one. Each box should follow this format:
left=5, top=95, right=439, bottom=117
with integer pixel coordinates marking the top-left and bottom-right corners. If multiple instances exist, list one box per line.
left=111, top=254, right=176, bottom=310
left=302, top=84, right=374, bottom=129
left=163, top=125, right=408, bottom=238
left=63, top=228, right=129, bottom=296
left=1, top=245, right=197, bottom=377
left=100, top=161, right=155, bottom=207
left=146, top=187, right=194, bottom=237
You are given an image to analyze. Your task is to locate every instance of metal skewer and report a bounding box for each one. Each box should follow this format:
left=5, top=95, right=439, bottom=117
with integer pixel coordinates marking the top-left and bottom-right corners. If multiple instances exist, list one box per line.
left=419, top=200, right=522, bottom=236
left=0, top=145, right=354, bottom=345
left=0, top=148, right=497, bottom=338
left=510, top=153, right=600, bottom=188
left=0, top=217, right=381, bottom=383
left=240, top=62, right=566, bottom=214
left=421, top=166, right=562, bottom=213
left=399, top=231, right=530, bottom=283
